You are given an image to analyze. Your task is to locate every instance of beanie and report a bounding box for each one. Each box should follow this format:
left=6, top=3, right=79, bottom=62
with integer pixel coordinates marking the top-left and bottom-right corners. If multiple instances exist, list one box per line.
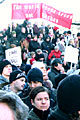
left=53, top=26, right=59, bottom=31
left=51, top=58, right=62, bottom=67
left=27, top=68, right=43, bottom=83
left=0, top=59, right=12, bottom=74
left=24, top=64, right=31, bottom=75
left=57, top=75, right=80, bottom=114
left=55, top=73, right=68, bottom=89
left=10, top=70, right=26, bottom=83
left=38, top=54, right=44, bottom=59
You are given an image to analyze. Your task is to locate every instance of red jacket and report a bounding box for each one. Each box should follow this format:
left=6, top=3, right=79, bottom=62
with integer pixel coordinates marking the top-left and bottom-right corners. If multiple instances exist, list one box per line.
left=48, top=50, right=61, bottom=60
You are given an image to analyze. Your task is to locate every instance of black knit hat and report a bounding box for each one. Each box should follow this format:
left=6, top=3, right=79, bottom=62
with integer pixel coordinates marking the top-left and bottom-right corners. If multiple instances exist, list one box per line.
left=27, top=68, right=43, bottom=83
left=57, top=75, right=80, bottom=114
left=10, top=70, right=26, bottom=83
left=55, top=73, right=68, bottom=89
left=51, top=58, right=62, bottom=67
left=24, top=64, right=31, bottom=75
left=0, top=59, right=12, bottom=74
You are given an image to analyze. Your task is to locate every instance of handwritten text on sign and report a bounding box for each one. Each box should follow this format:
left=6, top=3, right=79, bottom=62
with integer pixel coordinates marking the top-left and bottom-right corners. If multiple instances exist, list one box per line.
left=5, top=46, right=22, bottom=66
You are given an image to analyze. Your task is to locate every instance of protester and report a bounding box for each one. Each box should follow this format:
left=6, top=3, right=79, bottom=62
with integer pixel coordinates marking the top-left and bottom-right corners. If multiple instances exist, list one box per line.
left=29, top=51, right=36, bottom=65
left=29, top=35, right=41, bottom=52
left=31, top=62, right=49, bottom=82
left=31, top=61, right=56, bottom=103
left=22, top=67, right=44, bottom=110
left=41, top=35, right=54, bottom=54
left=9, top=30, right=19, bottom=48
left=5, top=70, right=26, bottom=94
left=48, top=58, right=65, bottom=87
left=27, top=67, right=43, bottom=90
left=0, top=59, right=12, bottom=89
left=48, top=74, right=80, bottom=120
left=0, top=90, right=29, bottom=120
left=22, top=67, right=55, bottom=110
left=27, top=86, right=52, bottom=120
left=48, top=46, right=61, bottom=61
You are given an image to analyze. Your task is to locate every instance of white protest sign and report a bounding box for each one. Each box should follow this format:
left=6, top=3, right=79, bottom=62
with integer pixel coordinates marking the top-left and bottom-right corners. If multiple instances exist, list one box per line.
left=64, top=46, right=79, bottom=64
left=5, top=46, right=22, bottom=66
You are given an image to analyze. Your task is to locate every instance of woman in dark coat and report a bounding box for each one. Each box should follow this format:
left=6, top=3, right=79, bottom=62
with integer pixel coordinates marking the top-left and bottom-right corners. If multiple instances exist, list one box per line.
left=27, top=86, right=52, bottom=120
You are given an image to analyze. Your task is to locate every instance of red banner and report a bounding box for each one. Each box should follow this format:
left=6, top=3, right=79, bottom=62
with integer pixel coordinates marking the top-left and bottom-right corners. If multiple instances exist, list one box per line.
left=12, top=3, right=41, bottom=19
left=42, top=3, right=73, bottom=29
left=12, top=3, right=73, bottom=29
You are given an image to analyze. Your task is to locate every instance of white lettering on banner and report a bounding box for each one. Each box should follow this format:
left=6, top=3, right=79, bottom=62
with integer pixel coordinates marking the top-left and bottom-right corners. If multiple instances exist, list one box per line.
left=42, top=4, right=72, bottom=20
left=44, top=5, right=47, bottom=10
left=58, top=11, right=70, bottom=19
left=24, top=4, right=40, bottom=10
left=66, top=15, right=69, bottom=18
left=36, top=4, right=40, bottom=9
left=24, top=5, right=28, bottom=9
left=47, top=7, right=51, bottom=12
left=25, top=14, right=33, bottom=18
left=29, top=5, right=32, bottom=9
left=42, top=4, right=56, bottom=14
left=70, top=15, right=73, bottom=19
left=13, top=5, right=22, bottom=10
left=42, top=13, right=58, bottom=23
left=64, top=14, right=67, bottom=17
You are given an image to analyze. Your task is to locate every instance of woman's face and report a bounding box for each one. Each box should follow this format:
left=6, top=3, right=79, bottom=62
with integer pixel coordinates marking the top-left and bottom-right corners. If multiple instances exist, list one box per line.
left=31, top=91, right=50, bottom=111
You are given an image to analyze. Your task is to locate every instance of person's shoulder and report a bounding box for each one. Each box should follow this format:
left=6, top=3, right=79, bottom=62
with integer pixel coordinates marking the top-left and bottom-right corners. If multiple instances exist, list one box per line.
left=28, top=109, right=40, bottom=120
left=0, top=75, right=9, bottom=83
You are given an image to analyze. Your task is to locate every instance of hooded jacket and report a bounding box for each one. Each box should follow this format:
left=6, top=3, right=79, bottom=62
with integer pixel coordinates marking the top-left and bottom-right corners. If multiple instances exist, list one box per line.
left=48, top=75, right=80, bottom=120
left=0, top=75, right=9, bottom=89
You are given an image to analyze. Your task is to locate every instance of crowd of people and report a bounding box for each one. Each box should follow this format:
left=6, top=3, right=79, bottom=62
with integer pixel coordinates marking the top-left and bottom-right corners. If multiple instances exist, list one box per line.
left=0, top=19, right=80, bottom=120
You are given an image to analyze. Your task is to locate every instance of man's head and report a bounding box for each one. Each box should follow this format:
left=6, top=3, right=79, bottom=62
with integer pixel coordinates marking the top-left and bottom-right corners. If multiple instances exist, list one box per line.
left=57, top=75, right=80, bottom=114
left=54, top=46, right=59, bottom=52
left=32, top=62, right=48, bottom=81
left=51, top=58, right=62, bottom=71
left=27, top=68, right=43, bottom=89
left=0, top=90, right=29, bottom=120
left=9, top=70, right=26, bottom=93
left=29, top=86, right=50, bottom=111
left=0, top=59, right=12, bottom=78
left=77, top=32, right=80, bottom=39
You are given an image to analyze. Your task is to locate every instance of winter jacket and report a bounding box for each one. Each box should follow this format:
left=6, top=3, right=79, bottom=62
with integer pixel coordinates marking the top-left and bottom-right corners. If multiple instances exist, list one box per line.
left=27, top=107, right=52, bottom=120
left=33, top=24, right=39, bottom=35
left=29, top=41, right=41, bottom=52
left=41, top=41, right=54, bottom=54
left=48, top=50, right=61, bottom=60
left=0, top=75, right=9, bottom=89
left=48, top=107, right=73, bottom=120
left=48, top=68, right=61, bottom=87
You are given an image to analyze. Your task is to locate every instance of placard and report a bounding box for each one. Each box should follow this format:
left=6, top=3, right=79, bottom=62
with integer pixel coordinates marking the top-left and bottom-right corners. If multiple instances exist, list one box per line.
left=5, top=46, right=22, bottom=66
left=64, top=46, right=79, bottom=64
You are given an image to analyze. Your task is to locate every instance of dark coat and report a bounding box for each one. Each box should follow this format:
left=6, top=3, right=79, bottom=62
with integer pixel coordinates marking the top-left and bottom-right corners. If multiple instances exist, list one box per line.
left=27, top=107, right=52, bottom=120
left=33, top=24, right=39, bottom=35
left=29, top=40, right=41, bottom=52
left=0, top=75, right=9, bottom=89
left=41, top=41, right=54, bottom=54
left=48, top=68, right=61, bottom=87
left=48, top=107, right=73, bottom=120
